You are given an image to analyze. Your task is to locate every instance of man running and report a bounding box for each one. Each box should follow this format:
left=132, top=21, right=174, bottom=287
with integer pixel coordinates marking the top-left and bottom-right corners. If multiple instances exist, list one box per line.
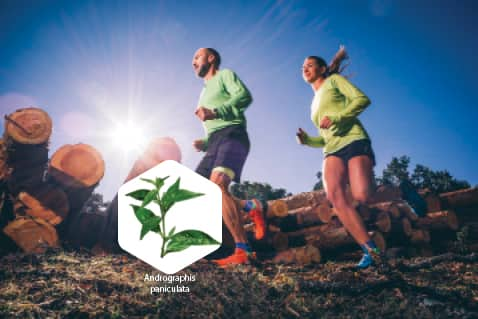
left=192, top=47, right=265, bottom=266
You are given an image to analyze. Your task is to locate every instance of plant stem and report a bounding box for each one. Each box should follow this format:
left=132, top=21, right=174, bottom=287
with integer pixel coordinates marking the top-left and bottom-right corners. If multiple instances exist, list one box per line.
left=160, top=202, right=167, bottom=258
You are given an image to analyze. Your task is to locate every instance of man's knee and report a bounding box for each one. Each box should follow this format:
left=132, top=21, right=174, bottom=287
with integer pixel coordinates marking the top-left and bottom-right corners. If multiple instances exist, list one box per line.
left=210, top=171, right=231, bottom=191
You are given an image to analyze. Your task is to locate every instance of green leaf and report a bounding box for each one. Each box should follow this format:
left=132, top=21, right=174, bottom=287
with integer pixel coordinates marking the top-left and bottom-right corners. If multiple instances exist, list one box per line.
left=140, top=178, right=157, bottom=187
left=131, top=205, right=156, bottom=224
left=164, top=230, right=220, bottom=254
left=125, top=189, right=151, bottom=201
left=167, top=226, right=176, bottom=238
left=141, top=189, right=159, bottom=208
left=174, top=189, right=204, bottom=203
left=131, top=205, right=161, bottom=238
left=155, top=176, right=169, bottom=190
left=140, top=216, right=162, bottom=240
left=161, top=178, right=181, bottom=212
left=160, top=177, right=204, bottom=212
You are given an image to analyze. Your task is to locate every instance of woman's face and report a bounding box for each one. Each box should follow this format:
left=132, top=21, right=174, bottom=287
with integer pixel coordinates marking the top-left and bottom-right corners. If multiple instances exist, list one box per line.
left=302, top=58, right=325, bottom=83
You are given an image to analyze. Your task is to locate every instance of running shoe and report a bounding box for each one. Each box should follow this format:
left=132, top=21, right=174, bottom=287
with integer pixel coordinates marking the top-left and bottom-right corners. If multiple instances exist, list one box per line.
left=212, top=248, right=249, bottom=267
left=249, top=199, right=266, bottom=240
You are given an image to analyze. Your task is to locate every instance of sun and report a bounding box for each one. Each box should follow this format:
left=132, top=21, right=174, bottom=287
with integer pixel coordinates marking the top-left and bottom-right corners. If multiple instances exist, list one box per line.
left=110, top=123, right=146, bottom=152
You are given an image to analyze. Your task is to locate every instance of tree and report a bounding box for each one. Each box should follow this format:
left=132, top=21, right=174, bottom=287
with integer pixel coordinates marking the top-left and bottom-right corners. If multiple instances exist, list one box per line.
left=376, top=156, right=470, bottom=193
left=411, top=164, right=470, bottom=193
left=313, top=171, right=323, bottom=190
left=230, top=181, right=291, bottom=201
left=377, top=155, right=411, bottom=186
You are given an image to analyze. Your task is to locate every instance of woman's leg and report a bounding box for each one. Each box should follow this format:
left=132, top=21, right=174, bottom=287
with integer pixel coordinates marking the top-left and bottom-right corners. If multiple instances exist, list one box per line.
left=323, top=156, right=370, bottom=245
left=347, top=155, right=375, bottom=205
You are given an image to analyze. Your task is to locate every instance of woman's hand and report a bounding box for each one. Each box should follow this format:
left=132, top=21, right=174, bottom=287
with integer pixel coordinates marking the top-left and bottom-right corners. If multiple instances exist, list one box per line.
left=319, top=116, right=333, bottom=129
left=296, top=128, right=308, bottom=145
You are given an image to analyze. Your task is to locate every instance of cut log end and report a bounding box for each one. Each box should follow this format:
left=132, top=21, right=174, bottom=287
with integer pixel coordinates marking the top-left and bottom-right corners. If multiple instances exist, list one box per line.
left=4, top=107, right=52, bottom=145
left=267, top=200, right=288, bottom=218
left=3, top=217, right=59, bottom=253
left=49, top=143, right=105, bottom=188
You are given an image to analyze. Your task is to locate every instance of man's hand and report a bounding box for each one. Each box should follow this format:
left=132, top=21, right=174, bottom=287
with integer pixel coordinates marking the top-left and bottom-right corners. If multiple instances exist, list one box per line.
left=195, top=106, right=216, bottom=121
left=296, top=128, right=308, bottom=145
left=193, top=139, right=205, bottom=152
left=319, top=116, right=333, bottom=129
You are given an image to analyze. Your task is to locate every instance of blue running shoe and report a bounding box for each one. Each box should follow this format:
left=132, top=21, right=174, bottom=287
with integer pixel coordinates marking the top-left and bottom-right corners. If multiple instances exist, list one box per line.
left=357, top=253, right=374, bottom=269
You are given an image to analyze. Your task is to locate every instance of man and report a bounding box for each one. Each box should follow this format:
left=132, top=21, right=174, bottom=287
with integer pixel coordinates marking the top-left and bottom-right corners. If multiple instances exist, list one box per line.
left=192, top=47, right=265, bottom=266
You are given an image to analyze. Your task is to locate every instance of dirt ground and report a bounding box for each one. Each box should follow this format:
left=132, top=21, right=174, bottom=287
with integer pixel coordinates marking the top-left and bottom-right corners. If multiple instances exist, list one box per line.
left=0, top=247, right=476, bottom=319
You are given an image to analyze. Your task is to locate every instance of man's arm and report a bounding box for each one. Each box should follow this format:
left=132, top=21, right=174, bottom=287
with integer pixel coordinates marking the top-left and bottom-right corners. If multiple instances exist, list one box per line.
left=213, top=69, right=252, bottom=121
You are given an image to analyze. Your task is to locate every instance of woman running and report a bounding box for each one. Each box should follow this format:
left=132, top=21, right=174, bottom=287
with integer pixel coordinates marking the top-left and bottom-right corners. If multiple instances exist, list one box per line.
left=297, top=46, right=380, bottom=268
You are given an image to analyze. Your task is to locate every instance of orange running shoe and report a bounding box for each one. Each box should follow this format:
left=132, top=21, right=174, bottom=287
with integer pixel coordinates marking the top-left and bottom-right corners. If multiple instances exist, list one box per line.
left=249, top=199, right=266, bottom=240
left=212, top=248, right=249, bottom=267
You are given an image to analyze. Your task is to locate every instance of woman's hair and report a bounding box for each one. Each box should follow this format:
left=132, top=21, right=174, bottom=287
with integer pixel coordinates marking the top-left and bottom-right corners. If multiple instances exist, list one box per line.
left=307, top=45, right=349, bottom=77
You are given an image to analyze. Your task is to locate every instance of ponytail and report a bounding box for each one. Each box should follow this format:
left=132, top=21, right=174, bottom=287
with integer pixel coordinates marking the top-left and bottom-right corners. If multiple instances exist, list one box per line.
left=307, top=45, right=349, bottom=77
left=327, top=45, right=349, bottom=76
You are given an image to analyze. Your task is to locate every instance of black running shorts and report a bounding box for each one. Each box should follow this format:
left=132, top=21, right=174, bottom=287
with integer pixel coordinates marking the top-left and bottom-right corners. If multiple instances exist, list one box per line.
left=325, top=139, right=376, bottom=166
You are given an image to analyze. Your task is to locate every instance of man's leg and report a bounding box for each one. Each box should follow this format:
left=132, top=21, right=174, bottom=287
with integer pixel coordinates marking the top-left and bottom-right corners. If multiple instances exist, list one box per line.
left=210, top=170, right=251, bottom=266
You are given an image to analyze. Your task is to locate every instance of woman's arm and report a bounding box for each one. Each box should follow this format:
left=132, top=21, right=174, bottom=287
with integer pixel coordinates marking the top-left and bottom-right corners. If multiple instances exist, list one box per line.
left=327, top=74, right=371, bottom=125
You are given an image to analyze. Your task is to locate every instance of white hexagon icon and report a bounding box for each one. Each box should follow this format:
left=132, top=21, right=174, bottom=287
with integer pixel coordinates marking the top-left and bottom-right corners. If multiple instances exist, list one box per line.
left=118, top=160, right=222, bottom=274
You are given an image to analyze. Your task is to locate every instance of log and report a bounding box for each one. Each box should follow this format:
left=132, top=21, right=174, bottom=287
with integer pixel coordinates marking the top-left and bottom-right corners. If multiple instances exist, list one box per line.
left=17, top=184, right=69, bottom=225
left=3, top=217, right=59, bottom=253
left=306, top=228, right=386, bottom=252
left=123, top=137, right=182, bottom=182
left=370, top=211, right=391, bottom=233
left=317, top=202, right=334, bottom=223
left=440, top=187, right=478, bottom=208
left=265, top=199, right=288, bottom=218
left=422, top=192, right=442, bottom=213
left=4, top=107, right=52, bottom=145
left=369, top=201, right=401, bottom=219
left=95, top=137, right=181, bottom=253
left=48, top=143, right=105, bottom=240
left=409, top=229, right=431, bottom=244
left=2, top=108, right=52, bottom=193
left=48, top=143, right=105, bottom=189
left=395, top=201, right=419, bottom=221
left=278, top=190, right=327, bottom=211
left=275, top=205, right=323, bottom=232
left=368, top=185, right=402, bottom=204
left=416, top=210, right=459, bottom=231
left=357, top=204, right=372, bottom=221
left=0, top=139, right=9, bottom=181
left=272, top=244, right=321, bottom=265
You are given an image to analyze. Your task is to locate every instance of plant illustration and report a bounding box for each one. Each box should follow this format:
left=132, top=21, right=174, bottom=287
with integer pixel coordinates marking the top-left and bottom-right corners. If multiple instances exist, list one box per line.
left=126, top=176, right=220, bottom=258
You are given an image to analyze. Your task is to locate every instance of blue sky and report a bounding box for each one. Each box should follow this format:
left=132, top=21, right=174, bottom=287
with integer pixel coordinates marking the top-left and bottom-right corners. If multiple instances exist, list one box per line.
left=1, top=0, right=477, bottom=201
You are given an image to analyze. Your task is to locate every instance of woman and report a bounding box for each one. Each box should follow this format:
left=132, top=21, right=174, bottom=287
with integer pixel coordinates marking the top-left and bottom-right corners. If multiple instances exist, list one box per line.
left=297, top=46, right=380, bottom=268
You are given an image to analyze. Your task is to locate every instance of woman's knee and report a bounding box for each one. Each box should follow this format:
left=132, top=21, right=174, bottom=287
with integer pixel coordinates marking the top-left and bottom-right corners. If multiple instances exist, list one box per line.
left=326, top=187, right=347, bottom=207
left=352, top=188, right=371, bottom=205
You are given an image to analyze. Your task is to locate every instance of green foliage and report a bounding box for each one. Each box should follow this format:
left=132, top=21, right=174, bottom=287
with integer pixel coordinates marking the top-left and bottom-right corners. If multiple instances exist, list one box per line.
left=378, top=155, right=411, bottom=186
left=230, top=181, right=291, bottom=201
left=165, top=230, right=219, bottom=254
left=126, top=176, right=218, bottom=258
left=313, top=171, right=323, bottom=190
left=377, top=155, right=470, bottom=193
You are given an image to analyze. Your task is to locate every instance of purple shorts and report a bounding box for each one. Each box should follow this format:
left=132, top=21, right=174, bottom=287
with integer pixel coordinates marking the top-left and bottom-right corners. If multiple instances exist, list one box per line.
left=195, top=125, right=250, bottom=183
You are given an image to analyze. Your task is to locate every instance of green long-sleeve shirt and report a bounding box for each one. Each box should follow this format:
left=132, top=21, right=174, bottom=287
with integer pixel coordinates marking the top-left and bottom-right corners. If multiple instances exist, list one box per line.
left=197, top=69, right=252, bottom=148
left=303, top=74, right=371, bottom=154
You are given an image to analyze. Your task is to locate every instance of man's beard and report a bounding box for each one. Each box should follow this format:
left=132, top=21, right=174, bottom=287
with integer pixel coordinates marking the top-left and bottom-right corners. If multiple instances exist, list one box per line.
left=198, top=63, right=211, bottom=78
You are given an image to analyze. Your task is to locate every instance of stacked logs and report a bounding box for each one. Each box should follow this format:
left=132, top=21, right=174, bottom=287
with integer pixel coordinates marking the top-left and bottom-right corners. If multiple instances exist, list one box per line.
left=0, top=107, right=105, bottom=254
left=245, top=185, right=478, bottom=265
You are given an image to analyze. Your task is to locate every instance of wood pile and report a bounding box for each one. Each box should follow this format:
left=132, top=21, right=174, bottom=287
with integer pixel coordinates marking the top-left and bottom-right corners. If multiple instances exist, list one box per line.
left=245, top=185, right=478, bottom=265
left=0, top=107, right=105, bottom=253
